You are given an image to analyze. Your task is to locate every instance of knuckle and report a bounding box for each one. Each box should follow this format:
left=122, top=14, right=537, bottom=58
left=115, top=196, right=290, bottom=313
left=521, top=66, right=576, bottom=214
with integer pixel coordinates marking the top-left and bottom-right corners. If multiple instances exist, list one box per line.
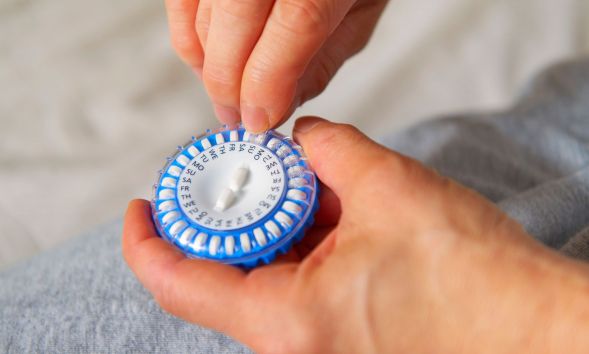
left=274, top=0, right=331, bottom=36
left=245, top=56, right=275, bottom=84
left=304, top=54, right=338, bottom=101
left=311, top=122, right=362, bottom=159
left=315, top=58, right=335, bottom=89
left=387, top=152, right=419, bottom=175
left=370, top=153, right=432, bottom=201
left=312, top=122, right=349, bottom=150
left=151, top=265, right=194, bottom=320
left=195, top=18, right=210, bottom=38
left=151, top=278, right=175, bottom=315
left=202, top=64, right=240, bottom=98
left=195, top=4, right=212, bottom=40
left=334, top=123, right=363, bottom=143
left=217, top=0, right=260, bottom=18
left=247, top=60, right=300, bottom=89
left=380, top=153, right=421, bottom=185
left=170, top=34, right=198, bottom=56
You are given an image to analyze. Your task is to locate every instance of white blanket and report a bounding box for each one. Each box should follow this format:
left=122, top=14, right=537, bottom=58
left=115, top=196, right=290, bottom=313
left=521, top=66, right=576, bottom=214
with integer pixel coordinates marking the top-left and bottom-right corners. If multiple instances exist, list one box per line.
left=1, top=0, right=588, bottom=268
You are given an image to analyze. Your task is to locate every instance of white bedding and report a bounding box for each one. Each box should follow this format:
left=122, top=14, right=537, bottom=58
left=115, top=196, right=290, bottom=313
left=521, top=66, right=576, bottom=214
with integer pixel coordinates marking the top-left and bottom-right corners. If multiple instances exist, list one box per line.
left=1, top=0, right=588, bottom=269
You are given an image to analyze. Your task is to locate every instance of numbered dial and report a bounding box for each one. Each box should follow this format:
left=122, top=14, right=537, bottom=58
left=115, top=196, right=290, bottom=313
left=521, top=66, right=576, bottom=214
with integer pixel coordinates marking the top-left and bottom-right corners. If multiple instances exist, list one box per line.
left=152, top=126, right=319, bottom=268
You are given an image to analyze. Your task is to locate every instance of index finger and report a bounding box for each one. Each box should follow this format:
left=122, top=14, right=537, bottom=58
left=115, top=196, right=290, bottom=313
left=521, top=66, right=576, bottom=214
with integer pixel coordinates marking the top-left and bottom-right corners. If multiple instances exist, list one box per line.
left=240, top=0, right=356, bottom=131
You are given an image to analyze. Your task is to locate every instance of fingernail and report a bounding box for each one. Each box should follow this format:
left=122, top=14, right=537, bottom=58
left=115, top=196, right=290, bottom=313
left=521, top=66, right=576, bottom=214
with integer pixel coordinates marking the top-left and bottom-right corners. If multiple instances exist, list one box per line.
left=294, top=116, right=325, bottom=134
left=213, top=104, right=241, bottom=125
left=241, top=104, right=269, bottom=133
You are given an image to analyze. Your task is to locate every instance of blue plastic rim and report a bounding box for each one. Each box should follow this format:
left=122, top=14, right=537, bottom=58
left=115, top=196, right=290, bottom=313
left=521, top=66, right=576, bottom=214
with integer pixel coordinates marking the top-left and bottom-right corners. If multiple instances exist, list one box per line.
left=151, top=125, right=319, bottom=268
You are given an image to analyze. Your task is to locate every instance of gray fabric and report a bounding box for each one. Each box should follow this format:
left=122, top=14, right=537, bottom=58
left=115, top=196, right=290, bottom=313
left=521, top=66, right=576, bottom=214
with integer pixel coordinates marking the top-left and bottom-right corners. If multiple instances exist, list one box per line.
left=0, top=222, right=252, bottom=354
left=382, top=58, right=589, bottom=259
left=2, top=58, right=589, bottom=353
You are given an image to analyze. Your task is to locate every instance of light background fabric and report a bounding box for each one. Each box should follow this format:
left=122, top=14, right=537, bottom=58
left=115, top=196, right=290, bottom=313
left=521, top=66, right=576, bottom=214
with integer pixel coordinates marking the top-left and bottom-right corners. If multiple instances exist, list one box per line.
left=1, top=0, right=589, bottom=269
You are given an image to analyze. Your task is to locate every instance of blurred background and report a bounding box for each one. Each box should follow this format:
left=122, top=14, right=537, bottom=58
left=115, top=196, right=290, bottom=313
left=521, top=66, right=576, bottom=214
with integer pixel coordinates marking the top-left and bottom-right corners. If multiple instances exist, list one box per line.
left=1, top=0, right=588, bottom=269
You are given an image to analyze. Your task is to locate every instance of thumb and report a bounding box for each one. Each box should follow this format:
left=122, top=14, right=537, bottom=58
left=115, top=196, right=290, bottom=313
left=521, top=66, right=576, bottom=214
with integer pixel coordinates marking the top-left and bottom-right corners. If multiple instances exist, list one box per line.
left=293, top=117, right=409, bottom=202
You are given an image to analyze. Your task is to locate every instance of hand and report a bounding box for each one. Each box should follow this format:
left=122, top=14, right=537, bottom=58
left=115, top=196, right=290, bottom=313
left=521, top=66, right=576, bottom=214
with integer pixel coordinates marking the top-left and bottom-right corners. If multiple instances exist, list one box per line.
left=123, top=117, right=589, bottom=353
left=165, top=0, right=388, bottom=132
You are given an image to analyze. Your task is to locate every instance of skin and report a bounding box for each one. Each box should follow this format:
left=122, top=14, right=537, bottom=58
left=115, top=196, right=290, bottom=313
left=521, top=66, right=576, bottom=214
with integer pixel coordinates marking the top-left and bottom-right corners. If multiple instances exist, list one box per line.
left=164, top=0, right=389, bottom=132
left=124, top=117, right=589, bottom=354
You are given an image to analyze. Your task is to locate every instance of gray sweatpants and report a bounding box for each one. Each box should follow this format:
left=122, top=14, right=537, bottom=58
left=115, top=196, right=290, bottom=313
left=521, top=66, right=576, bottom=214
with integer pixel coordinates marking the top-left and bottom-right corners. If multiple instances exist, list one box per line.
left=2, top=59, right=589, bottom=353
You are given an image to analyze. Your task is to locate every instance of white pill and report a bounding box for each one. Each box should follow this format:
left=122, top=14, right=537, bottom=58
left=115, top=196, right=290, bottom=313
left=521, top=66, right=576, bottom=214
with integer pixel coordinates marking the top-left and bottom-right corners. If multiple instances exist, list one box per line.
left=169, top=220, right=187, bottom=236
left=287, top=189, right=307, bottom=201
left=277, top=145, right=292, bottom=158
left=265, top=220, right=281, bottom=239
left=178, top=227, right=196, bottom=246
left=201, top=138, right=212, bottom=149
left=254, top=228, right=267, bottom=246
left=243, top=131, right=251, bottom=142
left=293, top=146, right=304, bottom=156
left=161, top=177, right=177, bottom=188
left=275, top=211, right=294, bottom=228
left=158, top=200, right=177, bottom=212
left=193, top=232, right=208, bottom=251
left=240, top=233, right=251, bottom=253
left=187, top=145, right=200, bottom=157
left=168, top=165, right=182, bottom=177
left=209, top=236, right=221, bottom=256
left=287, top=166, right=305, bottom=177
left=162, top=211, right=181, bottom=225
left=267, top=138, right=281, bottom=150
left=230, top=130, right=239, bottom=142
left=229, top=164, right=249, bottom=192
left=215, top=133, right=225, bottom=144
left=214, top=188, right=236, bottom=212
left=283, top=201, right=303, bottom=215
left=288, top=178, right=308, bottom=188
left=158, top=189, right=175, bottom=200
left=254, top=134, right=266, bottom=145
left=225, top=236, right=235, bottom=256
left=283, top=155, right=298, bottom=166
left=176, top=154, right=190, bottom=167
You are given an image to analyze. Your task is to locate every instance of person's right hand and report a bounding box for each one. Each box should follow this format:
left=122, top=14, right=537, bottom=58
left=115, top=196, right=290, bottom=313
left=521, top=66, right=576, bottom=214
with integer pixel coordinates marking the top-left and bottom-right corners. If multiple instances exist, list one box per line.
left=165, top=0, right=388, bottom=132
left=123, top=117, right=589, bottom=353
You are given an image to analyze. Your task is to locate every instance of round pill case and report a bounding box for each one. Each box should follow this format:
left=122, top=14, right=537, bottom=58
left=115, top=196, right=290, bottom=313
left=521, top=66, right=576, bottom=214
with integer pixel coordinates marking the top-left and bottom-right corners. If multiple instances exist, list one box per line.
left=151, top=125, right=319, bottom=268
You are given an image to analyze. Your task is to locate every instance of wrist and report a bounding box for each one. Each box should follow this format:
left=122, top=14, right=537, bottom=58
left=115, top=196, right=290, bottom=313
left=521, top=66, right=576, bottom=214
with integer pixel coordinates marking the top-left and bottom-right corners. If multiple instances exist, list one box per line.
left=415, top=234, right=589, bottom=354
left=477, top=241, right=589, bottom=353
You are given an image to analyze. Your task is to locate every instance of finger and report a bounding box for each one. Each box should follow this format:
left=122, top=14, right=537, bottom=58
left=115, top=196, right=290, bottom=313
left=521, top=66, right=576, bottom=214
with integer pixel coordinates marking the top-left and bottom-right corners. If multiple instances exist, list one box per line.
left=293, top=117, right=404, bottom=202
left=296, top=1, right=387, bottom=104
left=315, top=183, right=341, bottom=226
left=122, top=200, right=187, bottom=296
left=240, top=0, right=387, bottom=130
left=202, top=0, right=274, bottom=125
left=195, top=0, right=212, bottom=50
left=122, top=199, right=254, bottom=336
left=165, top=0, right=204, bottom=73
left=294, top=225, right=335, bottom=259
left=240, top=0, right=356, bottom=132
left=300, top=231, right=337, bottom=270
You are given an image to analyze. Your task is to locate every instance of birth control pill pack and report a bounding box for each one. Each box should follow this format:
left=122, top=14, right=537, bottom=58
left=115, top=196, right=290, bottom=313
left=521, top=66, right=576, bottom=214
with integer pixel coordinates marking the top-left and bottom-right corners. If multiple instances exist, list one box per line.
left=151, top=125, right=319, bottom=268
